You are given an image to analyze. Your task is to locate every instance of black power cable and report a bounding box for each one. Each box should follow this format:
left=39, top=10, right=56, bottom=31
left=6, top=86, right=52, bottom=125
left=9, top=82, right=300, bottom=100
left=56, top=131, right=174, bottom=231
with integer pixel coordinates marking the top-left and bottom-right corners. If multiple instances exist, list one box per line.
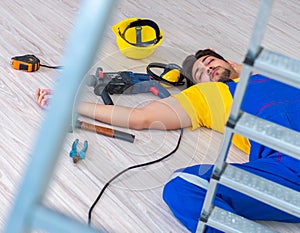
left=40, top=64, right=64, bottom=69
left=88, top=128, right=183, bottom=225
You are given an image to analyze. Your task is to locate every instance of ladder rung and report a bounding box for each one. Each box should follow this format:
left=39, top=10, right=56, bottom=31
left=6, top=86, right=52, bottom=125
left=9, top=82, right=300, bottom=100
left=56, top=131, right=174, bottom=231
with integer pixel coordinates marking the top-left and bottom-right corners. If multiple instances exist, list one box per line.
left=206, top=206, right=277, bottom=233
left=254, top=48, right=300, bottom=89
left=232, top=112, right=300, bottom=160
left=219, top=164, right=300, bottom=218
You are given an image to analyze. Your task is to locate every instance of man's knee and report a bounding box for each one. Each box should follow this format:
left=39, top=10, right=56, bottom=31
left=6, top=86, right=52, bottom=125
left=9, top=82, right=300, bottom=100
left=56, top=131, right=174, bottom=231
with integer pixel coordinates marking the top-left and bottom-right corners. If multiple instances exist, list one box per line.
left=162, top=164, right=214, bottom=232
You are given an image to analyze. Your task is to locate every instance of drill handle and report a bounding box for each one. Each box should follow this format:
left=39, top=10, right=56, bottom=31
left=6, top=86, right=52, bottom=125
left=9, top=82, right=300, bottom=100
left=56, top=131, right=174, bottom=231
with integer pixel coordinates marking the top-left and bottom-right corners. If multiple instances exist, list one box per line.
left=148, top=80, right=170, bottom=98
left=101, top=89, right=114, bottom=105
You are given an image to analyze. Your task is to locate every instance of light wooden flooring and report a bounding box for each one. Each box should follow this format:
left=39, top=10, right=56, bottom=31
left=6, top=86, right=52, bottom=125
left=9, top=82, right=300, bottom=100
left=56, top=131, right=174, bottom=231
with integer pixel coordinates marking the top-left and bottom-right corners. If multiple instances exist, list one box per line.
left=1, top=0, right=300, bottom=232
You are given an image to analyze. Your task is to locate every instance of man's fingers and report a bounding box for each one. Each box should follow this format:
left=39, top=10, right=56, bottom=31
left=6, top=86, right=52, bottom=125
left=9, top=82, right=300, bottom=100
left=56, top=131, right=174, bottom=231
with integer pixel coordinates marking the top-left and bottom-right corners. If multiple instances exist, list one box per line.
left=35, top=88, right=53, bottom=109
left=38, top=91, right=45, bottom=105
left=35, top=88, right=41, bottom=102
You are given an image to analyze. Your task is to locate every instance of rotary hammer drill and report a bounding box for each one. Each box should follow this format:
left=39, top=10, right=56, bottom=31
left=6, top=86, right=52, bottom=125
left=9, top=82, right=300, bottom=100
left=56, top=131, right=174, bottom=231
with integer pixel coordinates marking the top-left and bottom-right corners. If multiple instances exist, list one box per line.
left=86, top=67, right=170, bottom=105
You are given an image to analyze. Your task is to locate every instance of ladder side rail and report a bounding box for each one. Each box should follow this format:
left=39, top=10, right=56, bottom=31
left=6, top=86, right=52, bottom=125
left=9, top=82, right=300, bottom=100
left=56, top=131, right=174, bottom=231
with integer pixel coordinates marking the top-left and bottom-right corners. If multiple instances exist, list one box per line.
left=231, top=0, right=275, bottom=119
left=247, top=0, right=274, bottom=61
left=195, top=179, right=219, bottom=233
left=196, top=128, right=234, bottom=232
left=3, top=0, right=117, bottom=232
left=226, top=65, right=253, bottom=122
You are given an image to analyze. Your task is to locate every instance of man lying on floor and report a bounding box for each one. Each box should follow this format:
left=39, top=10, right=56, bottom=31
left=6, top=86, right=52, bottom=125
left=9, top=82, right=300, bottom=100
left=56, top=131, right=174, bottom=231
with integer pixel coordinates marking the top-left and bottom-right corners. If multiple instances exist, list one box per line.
left=36, top=49, right=300, bottom=233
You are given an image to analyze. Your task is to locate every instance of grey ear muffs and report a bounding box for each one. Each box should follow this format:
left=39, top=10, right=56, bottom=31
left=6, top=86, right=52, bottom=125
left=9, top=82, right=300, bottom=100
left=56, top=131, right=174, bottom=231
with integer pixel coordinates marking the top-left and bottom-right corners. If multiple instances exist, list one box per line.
left=146, top=62, right=185, bottom=86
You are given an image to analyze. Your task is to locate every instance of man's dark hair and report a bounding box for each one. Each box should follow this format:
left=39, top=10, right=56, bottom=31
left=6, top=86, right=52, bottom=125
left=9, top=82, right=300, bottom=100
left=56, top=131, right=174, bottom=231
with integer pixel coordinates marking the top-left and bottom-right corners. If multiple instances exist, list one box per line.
left=195, top=49, right=226, bottom=61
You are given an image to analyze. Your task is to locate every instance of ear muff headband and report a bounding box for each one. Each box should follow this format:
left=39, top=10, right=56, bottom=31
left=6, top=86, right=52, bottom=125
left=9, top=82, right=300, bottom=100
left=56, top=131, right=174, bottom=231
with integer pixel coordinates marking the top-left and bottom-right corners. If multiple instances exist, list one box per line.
left=146, top=62, right=185, bottom=86
left=119, top=19, right=162, bottom=47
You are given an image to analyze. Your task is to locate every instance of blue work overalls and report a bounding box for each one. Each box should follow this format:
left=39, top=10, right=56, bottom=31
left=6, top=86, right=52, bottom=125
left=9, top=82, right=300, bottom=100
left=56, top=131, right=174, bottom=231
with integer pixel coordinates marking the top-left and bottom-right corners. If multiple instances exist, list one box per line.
left=163, top=74, right=300, bottom=233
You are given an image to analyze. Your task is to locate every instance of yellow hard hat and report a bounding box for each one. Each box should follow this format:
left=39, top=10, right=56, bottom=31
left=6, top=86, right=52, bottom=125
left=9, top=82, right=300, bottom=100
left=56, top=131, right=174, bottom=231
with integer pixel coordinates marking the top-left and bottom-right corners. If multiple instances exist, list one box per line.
left=112, top=18, right=164, bottom=59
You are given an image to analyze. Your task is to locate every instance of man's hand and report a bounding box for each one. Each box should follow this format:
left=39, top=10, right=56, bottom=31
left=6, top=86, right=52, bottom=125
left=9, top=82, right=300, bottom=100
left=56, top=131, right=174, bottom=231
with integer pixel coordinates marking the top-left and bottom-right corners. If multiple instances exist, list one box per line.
left=35, top=88, right=52, bottom=109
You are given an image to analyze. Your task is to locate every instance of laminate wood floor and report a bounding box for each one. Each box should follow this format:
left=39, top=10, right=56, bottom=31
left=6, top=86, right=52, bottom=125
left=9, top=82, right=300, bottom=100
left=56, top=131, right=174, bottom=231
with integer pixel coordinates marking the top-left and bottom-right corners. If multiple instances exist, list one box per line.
left=0, top=0, right=299, bottom=232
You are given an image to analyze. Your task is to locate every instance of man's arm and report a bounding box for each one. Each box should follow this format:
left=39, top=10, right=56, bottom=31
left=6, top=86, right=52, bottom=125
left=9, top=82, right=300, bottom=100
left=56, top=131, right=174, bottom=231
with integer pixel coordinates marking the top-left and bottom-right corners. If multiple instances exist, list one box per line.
left=77, top=96, right=192, bottom=130
left=36, top=88, right=192, bottom=130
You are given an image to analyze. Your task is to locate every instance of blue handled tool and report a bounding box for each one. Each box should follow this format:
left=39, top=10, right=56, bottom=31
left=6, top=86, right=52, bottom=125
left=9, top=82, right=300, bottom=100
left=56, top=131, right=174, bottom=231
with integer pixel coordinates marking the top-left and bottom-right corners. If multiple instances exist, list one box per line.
left=69, top=139, right=88, bottom=163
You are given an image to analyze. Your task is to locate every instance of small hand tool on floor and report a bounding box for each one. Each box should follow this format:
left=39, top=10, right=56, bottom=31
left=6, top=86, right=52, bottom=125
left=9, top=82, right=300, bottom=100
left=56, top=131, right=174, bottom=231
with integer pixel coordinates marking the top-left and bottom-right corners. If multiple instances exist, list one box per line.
left=71, top=119, right=135, bottom=143
left=69, top=139, right=88, bottom=163
left=11, top=54, right=63, bottom=72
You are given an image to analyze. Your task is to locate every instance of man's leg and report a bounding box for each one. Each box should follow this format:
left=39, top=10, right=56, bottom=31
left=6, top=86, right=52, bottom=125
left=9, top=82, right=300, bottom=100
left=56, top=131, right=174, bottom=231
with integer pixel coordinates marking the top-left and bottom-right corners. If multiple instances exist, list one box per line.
left=163, top=164, right=234, bottom=233
left=163, top=161, right=300, bottom=233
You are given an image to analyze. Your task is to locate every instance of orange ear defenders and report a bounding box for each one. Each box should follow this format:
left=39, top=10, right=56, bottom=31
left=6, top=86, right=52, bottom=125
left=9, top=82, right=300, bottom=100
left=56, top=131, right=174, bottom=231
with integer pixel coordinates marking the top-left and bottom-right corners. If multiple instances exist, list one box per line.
left=146, top=62, right=185, bottom=86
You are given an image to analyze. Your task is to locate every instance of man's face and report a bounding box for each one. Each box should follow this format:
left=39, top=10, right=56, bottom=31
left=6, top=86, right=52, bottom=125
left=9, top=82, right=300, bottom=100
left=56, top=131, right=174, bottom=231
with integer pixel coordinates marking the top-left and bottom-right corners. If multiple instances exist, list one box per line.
left=192, top=55, right=234, bottom=83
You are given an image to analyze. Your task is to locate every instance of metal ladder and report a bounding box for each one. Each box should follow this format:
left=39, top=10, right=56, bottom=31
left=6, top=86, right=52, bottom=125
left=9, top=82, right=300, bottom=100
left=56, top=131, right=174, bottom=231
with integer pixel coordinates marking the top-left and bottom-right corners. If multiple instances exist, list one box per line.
left=196, top=0, right=300, bottom=232
left=4, top=1, right=116, bottom=232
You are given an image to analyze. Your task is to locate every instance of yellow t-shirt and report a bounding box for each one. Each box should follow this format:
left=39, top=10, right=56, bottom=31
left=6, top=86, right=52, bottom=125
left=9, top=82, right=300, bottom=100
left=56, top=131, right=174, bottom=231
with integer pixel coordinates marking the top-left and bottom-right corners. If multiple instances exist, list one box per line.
left=173, top=82, right=250, bottom=154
